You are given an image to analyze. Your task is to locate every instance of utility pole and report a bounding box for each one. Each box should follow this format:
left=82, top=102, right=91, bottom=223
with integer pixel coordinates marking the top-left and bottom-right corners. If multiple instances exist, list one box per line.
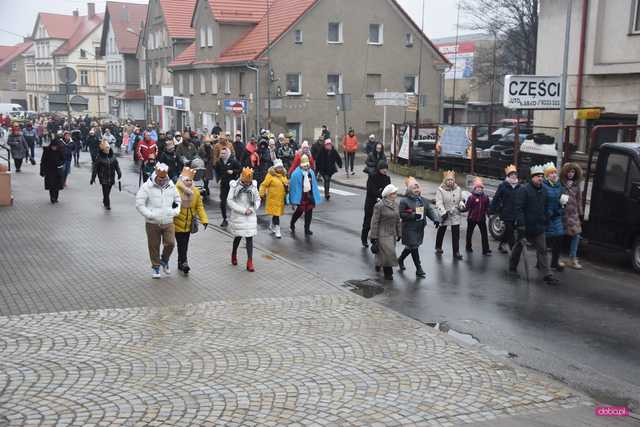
left=488, top=31, right=497, bottom=134
left=266, top=0, right=272, bottom=130
left=450, top=1, right=461, bottom=124
left=415, top=0, right=425, bottom=131
left=557, top=0, right=573, bottom=168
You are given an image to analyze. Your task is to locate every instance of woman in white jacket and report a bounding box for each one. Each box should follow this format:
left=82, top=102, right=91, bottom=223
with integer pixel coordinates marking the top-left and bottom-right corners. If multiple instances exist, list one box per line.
left=228, top=167, right=261, bottom=272
left=435, top=170, right=465, bottom=260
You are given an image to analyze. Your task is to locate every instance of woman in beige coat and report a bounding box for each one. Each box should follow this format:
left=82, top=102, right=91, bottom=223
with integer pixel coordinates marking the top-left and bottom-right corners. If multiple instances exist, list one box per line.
left=369, top=184, right=402, bottom=280
left=435, top=170, right=465, bottom=259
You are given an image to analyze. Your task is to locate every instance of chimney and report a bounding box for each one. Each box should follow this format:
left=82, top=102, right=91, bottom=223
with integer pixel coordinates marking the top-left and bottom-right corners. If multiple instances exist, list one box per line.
left=73, top=9, right=79, bottom=17
left=88, top=2, right=96, bottom=18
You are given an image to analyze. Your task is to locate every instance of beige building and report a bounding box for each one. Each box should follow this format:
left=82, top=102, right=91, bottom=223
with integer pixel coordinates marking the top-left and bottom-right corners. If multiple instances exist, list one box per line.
left=24, top=3, right=107, bottom=116
left=535, top=0, right=640, bottom=150
left=167, top=0, right=449, bottom=143
left=0, top=41, right=33, bottom=108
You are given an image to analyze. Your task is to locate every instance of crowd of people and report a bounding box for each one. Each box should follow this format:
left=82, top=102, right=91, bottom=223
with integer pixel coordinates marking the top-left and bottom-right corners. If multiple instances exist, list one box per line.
left=2, top=114, right=586, bottom=286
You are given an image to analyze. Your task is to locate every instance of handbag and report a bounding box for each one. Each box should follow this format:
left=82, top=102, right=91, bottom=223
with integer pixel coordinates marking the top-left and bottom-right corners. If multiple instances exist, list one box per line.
left=190, top=214, right=199, bottom=234
left=370, top=240, right=379, bottom=254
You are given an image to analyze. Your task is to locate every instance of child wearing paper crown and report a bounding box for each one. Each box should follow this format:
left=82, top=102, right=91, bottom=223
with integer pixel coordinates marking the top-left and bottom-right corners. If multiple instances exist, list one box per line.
left=228, top=167, right=261, bottom=272
left=465, top=177, right=491, bottom=255
left=174, top=167, right=209, bottom=275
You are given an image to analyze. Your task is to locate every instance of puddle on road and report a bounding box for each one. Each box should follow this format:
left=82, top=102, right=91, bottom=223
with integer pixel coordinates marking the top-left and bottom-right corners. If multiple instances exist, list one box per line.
left=343, top=279, right=385, bottom=299
left=425, top=322, right=480, bottom=346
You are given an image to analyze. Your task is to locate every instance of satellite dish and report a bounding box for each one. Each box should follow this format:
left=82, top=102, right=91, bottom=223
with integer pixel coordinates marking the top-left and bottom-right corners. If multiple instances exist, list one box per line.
left=58, top=67, right=77, bottom=84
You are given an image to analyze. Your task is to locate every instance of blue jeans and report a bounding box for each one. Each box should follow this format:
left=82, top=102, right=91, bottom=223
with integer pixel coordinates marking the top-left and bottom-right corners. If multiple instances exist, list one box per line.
left=570, top=234, right=582, bottom=257
left=63, top=159, right=72, bottom=179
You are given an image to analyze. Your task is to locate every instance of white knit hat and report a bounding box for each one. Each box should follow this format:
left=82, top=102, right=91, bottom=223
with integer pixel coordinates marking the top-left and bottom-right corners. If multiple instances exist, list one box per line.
left=381, top=184, right=398, bottom=198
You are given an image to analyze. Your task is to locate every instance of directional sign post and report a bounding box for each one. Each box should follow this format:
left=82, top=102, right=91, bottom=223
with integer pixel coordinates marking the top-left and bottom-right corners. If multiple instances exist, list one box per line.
left=374, top=91, right=409, bottom=148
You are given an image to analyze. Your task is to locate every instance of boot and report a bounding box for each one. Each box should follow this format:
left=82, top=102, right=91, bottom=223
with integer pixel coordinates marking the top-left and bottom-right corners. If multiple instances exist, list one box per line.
left=246, top=259, right=255, bottom=272
left=398, top=257, right=406, bottom=271
left=570, top=257, right=583, bottom=270
left=220, top=219, right=228, bottom=227
left=304, top=228, right=313, bottom=235
left=383, top=267, right=394, bottom=280
left=231, top=254, right=238, bottom=266
left=544, top=275, right=559, bottom=286
left=268, top=224, right=275, bottom=234
left=181, top=262, right=190, bottom=274
left=274, top=225, right=282, bottom=239
left=416, top=265, right=426, bottom=278
left=361, top=229, right=369, bottom=248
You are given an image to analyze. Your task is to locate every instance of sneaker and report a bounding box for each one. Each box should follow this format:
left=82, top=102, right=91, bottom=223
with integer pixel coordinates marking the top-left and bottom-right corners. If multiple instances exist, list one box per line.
left=453, top=253, right=463, bottom=260
left=398, top=257, right=406, bottom=271
left=544, top=275, right=559, bottom=286
left=160, top=260, right=171, bottom=275
left=351, top=171, right=355, bottom=176
left=305, top=229, right=313, bottom=236
left=274, top=225, right=282, bottom=239
left=268, top=224, right=275, bottom=234
left=416, top=266, right=426, bottom=278
left=435, top=249, right=443, bottom=255
left=570, top=257, right=583, bottom=270
left=483, top=250, right=492, bottom=256
left=151, top=267, right=161, bottom=279
left=220, top=219, right=228, bottom=227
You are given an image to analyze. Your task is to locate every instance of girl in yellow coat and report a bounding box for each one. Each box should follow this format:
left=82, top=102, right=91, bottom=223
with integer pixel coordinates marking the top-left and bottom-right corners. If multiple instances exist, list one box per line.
left=174, top=167, right=209, bottom=274
left=259, top=159, right=288, bottom=238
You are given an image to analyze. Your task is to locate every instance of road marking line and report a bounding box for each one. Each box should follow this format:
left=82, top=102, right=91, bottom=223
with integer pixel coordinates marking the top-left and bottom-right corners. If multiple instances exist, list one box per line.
left=329, top=188, right=358, bottom=196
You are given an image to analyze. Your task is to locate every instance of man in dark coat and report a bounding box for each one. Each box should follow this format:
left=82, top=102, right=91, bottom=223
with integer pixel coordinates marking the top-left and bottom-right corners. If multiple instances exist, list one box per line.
left=40, top=134, right=65, bottom=203
left=90, top=140, right=122, bottom=210
left=215, top=147, right=242, bottom=227
left=361, top=160, right=391, bottom=247
left=490, top=164, right=520, bottom=253
left=509, top=165, right=558, bottom=286
left=86, top=130, right=100, bottom=162
left=315, top=138, right=343, bottom=200
left=398, top=177, right=439, bottom=278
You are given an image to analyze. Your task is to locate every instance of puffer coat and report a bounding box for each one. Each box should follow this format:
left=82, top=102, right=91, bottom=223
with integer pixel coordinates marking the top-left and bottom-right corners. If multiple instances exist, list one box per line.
left=174, top=182, right=208, bottom=233
left=561, top=163, right=583, bottom=236
left=435, top=184, right=463, bottom=226
left=91, top=150, right=122, bottom=186
left=399, top=195, right=439, bottom=248
left=490, top=180, right=520, bottom=222
left=7, top=132, right=28, bottom=159
left=259, top=167, right=288, bottom=217
left=135, top=173, right=181, bottom=225
left=227, top=179, right=261, bottom=237
left=40, top=140, right=64, bottom=190
left=543, top=179, right=565, bottom=237
left=369, top=198, right=401, bottom=267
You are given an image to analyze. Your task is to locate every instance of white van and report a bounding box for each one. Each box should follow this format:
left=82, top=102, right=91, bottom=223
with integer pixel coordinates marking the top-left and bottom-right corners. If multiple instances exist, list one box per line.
left=0, top=103, right=25, bottom=116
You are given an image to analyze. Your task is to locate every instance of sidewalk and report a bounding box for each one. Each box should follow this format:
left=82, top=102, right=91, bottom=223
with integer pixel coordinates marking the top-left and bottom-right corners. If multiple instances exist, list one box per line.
left=0, top=154, right=604, bottom=426
left=333, top=169, right=442, bottom=201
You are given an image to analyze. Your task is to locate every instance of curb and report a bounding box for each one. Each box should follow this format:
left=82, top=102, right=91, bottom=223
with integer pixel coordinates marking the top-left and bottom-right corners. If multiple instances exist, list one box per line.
left=332, top=177, right=366, bottom=191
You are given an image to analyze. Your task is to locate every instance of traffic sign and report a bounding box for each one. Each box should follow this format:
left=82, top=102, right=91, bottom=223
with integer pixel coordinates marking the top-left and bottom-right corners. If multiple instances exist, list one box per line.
left=406, top=95, right=418, bottom=112
left=224, top=99, right=248, bottom=114
left=58, top=67, right=77, bottom=84
left=503, top=75, right=561, bottom=109
left=374, top=92, right=407, bottom=100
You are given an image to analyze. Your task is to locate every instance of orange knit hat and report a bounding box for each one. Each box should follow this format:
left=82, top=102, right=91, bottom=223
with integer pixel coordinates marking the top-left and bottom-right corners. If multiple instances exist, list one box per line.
left=240, top=167, right=254, bottom=184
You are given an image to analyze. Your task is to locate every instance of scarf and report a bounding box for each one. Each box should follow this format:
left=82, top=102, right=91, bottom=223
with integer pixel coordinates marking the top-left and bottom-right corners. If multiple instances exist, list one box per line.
left=177, top=179, right=194, bottom=208
left=302, top=170, right=311, bottom=193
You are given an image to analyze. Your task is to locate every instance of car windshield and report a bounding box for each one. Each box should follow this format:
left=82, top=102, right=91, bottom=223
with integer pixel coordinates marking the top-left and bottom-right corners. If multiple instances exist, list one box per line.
left=492, top=128, right=512, bottom=136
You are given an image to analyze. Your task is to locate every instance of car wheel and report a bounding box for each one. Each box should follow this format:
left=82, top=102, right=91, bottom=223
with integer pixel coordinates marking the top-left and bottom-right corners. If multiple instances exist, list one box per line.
left=632, top=236, right=640, bottom=273
left=489, top=214, right=505, bottom=241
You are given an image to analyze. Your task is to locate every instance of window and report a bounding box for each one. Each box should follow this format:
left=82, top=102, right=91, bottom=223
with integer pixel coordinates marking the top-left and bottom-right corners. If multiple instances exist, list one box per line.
left=603, top=154, right=630, bottom=193
left=179, top=74, right=184, bottom=95
left=294, top=29, right=303, bottom=44
left=286, top=73, right=301, bottom=95
left=405, top=32, right=414, bottom=47
left=9, top=80, right=17, bottom=90
left=207, top=26, right=214, bottom=47
left=404, top=75, right=417, bottom=94
left=366, top=73, right=382, bottom=95
left=80, top=70, right=89, bottom=86
left=189, top=73, right=194, bottom=95
left=634, top=0, right=640, bottom=33
left=368, top=24, right=383, bottom=44
left=200, top=73, right=206, bottom=94
left=211, top=71, right=218, bottom=94
left=224, top=72, right=230, bottom=94
left=328, top=22, right=343, bottom=43
left=239, top=72, right=245, bottom=96
left=327, top=73, right=342, bottom=95
left=200, top=27, right=206, bottom=48
left=11, top=62, right=17, bottom=72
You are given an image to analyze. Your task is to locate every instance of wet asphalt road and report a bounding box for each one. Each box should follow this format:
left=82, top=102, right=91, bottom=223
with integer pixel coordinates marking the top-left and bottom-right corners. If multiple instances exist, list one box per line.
left=120, top=159, right=640, bottom=410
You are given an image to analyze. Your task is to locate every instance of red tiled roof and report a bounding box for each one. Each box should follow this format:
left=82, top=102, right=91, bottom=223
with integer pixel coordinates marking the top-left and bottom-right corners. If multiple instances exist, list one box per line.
left=217, top=0, right=318, bottom=64
left=105, top=2, right=148, bottom=54
left=208, top=0, right=269, bottom=23
left=160, top=0, right=197, bottom=39
left=0, top=42, right=33, bottom=70
left=117, top=89, right=146, bottom=100
left=53, top=14, right=105, bottom=56
left=168, top=42, right=197, bottom=67
left=36, top=13, right=82, bottom=39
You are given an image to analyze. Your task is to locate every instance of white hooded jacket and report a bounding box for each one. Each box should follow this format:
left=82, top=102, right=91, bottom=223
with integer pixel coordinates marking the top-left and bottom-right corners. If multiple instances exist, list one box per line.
left=135, top=172, right=181, bottom=225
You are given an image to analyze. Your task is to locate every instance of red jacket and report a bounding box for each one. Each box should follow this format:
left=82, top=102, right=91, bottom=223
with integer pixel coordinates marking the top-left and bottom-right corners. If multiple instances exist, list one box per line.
left=137, top=138, right=158, bottom=162
left=342, top=135, right=359, bottom=153
left=288, top=150, right=315, bottom=176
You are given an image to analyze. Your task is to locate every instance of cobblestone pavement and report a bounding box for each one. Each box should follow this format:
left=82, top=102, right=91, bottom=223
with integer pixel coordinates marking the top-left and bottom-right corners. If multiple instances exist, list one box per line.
left=0, top=154, right=596, bottom=425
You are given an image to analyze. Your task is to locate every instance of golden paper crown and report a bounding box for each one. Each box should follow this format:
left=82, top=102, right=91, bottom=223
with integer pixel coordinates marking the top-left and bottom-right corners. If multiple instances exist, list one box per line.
left=300, top=155, right=310, bottom=166
left=543, top=162, right=557, bottom=177
left=240, top=167, right=254, bottom=183
left=404, top=176, right=418, bottom=188
left=504, top=164, right=517, bottom=176
left=180, top=167, right=196, bottom=180
left=443, top=170, right=456, bottom=180
left=155, top=163, right=169, bottom=178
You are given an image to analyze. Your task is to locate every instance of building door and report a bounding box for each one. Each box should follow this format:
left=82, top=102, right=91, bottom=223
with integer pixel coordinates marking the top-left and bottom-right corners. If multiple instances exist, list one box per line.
left=286, top=122, right=301, bottom=143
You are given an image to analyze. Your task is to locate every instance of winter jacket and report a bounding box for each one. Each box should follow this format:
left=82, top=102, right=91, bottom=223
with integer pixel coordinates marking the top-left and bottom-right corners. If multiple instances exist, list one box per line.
left=135, top=173, right=181, bottom=225
left=87, top=135, right=100, bottom=159
left=137, top=138, right=158, bottom=162
left=365, top=172, right=391, bottom=204
left=369, top=198, right=401, bottom=267
left=514, top=183, right=547, bottom=236
left=215, top=156, right=242, bottom=187
left=158, top=151, right=179, bottom=180
left=6, top=132, right=28, bottom=159
left=342, top=135, right=359, bottom=153
left=365, top=151, right=386, bottom=175
left=543, top=179, right=565, bottom=237
left=61, top=140, right=74, bottom=161
left=289, top=167, right=322, bottom=206
left=399, top=195, right=439, bottom=248
left=490, top=180, right=520, bottom=222
left=176, top=142, right=198, bottom=167
left=259, top=167, right=289, bottom=217
left=212, top=140, right=235, bottom=166
left=91, top=150, right=122, bottom=187
left=198, top=142, right=214, bottom=181
left=227, top=179, right=261, bottom=238
left=174, top=181, right=208, bottom=233
left=561, top=163, right=583, bottom=236
left=465, top=192, right=490, bottom=223
left=40, top=140, right=64, bottom=191
left=255, top=144, right=273, bottom=185
left=288, top=151, right=315, bottom=176
left=311, top=141, right=324, bottom=162
left=241, top=143, right=260, bottom=168
left=315, top=147, right=343, bottom=176
left=435, top=184, right=464, bottom=226
left=277, top=144, right=295, bottom=171
left=103, top=133, right=116, bottom=149
left=22, top=127, right=37, bottom=146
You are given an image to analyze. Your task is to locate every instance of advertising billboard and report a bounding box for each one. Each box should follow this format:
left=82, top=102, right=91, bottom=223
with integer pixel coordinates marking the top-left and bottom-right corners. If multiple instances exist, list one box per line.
left=437, top=41, right=475, bottom=80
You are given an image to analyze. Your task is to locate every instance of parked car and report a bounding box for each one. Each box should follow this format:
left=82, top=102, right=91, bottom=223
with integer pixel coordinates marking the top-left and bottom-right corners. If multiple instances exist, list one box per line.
left=476, top=127, right=533, bottom=150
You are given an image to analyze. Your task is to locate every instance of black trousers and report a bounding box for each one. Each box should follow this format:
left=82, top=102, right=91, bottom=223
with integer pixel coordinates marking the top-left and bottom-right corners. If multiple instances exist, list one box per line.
left=435, top=224, right=460, bottom=254
left=291, top=208, right=313, bottom=231
left=361, top=198, right=376, bottom=244
left=101, top=184, right=112, bottom=207
left=466, top=219, right=490, bottom=253
left=272, top=216, right=280, bottom=226
left=548, top=235, right=563, bottom=268
left=14, top=158, right=23, bottom=171
left=344, top=152, right=355, bottom=172
left=73, top=150, right=80, bottom=165
left=220, top=184, right=230, bottom=219
left=501, top=220, right=516, bottom=249
left=28, top=142, right=35, bottom=160
left=232, top=236, right=253, bottom=259
left=322, top=174, right=332, bottom=198
left=49, top=189, right=59, bottom=202
left=175, top=232, right=191, bottom=265
left=399, top=248, right=422, bottom=267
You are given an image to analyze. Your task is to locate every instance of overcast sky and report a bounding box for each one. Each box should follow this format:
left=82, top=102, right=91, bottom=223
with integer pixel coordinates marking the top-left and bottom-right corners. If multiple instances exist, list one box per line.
left=0, top=0, right=470, bottom=46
